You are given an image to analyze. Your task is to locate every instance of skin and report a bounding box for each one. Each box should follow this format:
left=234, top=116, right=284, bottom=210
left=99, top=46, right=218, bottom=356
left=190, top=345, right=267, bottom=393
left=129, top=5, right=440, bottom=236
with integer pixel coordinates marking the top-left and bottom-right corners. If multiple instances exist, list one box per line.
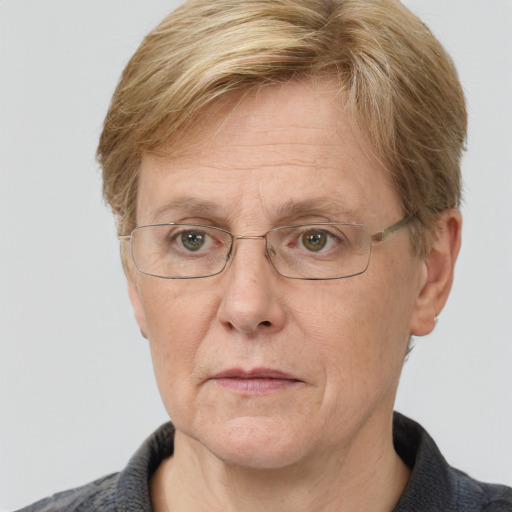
left=127, top=80, right=462, bottom=512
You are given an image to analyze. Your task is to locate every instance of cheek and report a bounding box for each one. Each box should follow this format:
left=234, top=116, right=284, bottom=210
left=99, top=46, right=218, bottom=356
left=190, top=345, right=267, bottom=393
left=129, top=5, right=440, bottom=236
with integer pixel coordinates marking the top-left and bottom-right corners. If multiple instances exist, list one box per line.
left=289, top=277, right=390, bottom=349
left=138, top=282, right=218, bottom=403
left=288, top=263, right=416, bottom=384
left=141, top=280, right=215, bottom=338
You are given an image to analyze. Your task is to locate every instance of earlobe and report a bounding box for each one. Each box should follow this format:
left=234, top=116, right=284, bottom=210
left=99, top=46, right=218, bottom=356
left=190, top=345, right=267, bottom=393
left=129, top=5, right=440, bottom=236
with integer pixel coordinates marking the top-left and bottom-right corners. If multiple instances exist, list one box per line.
left=128, top=281, right=148, bottom=339
left=410, top=210, right=462, bottom=337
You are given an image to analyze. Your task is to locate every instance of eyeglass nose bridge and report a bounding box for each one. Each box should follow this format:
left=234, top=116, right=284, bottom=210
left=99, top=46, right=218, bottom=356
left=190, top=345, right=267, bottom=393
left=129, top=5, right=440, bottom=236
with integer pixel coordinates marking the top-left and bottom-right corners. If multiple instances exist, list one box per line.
left=232, top=234, right=267, bottom=241
left=225, top=234, right=274, bottom=266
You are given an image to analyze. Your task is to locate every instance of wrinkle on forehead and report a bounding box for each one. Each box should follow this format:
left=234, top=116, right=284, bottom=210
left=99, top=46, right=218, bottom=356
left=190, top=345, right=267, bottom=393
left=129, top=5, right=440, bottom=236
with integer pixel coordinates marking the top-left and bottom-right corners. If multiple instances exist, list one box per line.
left=144, top=82, right=372, bottom=182
left=148, top=194, right=364, bottom=228
left=138, top=78, right=400, bottom=231
left=148, top=78, right=356, bottom=161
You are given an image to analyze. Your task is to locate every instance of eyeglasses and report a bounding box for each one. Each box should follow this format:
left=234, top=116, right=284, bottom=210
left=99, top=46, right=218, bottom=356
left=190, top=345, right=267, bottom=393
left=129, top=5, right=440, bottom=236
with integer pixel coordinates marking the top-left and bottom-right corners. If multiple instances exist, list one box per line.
left=118, top=214, right=415, bottom=280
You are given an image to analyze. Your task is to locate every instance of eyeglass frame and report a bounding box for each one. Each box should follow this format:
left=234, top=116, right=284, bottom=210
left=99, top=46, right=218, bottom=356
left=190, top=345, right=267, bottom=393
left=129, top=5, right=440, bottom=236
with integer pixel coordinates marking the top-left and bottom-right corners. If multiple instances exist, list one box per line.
left=118, top=212, right=416, bottom=281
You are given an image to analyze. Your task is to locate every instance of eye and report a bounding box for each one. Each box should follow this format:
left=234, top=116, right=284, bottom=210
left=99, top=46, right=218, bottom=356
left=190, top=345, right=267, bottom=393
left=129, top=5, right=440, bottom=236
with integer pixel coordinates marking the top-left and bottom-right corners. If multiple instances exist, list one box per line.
left=179, top=229, right=208, bottom=251
left=299, top=229, right=331, bottom=252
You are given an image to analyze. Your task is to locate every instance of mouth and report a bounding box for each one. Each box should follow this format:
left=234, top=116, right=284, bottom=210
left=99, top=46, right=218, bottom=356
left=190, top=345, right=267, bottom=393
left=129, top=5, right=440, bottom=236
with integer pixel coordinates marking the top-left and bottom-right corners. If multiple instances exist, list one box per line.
left=211, top=368, right=302, bottom=394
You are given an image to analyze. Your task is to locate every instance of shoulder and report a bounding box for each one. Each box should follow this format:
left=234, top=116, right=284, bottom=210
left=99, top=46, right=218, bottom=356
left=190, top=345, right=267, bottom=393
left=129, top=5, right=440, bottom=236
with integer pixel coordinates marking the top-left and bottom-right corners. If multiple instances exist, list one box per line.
left=453, top=468, right=512, bottom=512
left=15, top=423, right=175, bottom=512
left=393, top=412, right=512, bottom=511
left=14, top=473, right=118, bottom=511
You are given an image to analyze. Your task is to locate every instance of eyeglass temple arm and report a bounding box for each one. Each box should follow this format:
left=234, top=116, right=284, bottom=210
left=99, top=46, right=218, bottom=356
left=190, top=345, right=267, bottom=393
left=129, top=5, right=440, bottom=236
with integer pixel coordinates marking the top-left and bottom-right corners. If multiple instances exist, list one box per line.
left=371, top=213, right=416, bottom=243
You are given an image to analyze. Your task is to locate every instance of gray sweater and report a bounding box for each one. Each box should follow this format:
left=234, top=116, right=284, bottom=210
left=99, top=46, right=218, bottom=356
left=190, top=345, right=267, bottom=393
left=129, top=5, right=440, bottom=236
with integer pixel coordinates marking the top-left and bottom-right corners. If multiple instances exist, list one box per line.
left=17, top=413, right=512, bottom=511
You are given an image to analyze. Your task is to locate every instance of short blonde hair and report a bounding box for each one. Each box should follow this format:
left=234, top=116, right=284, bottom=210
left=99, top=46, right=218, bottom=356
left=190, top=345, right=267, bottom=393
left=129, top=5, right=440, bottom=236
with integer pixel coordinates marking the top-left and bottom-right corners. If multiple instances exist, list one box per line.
left=98, top=0, right=467, bottom=257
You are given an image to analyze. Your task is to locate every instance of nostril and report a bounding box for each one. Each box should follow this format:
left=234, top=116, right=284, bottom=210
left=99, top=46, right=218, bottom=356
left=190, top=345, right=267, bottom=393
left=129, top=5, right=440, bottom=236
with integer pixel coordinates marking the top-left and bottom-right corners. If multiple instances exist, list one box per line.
left=260, top=320, right=271, bottom=327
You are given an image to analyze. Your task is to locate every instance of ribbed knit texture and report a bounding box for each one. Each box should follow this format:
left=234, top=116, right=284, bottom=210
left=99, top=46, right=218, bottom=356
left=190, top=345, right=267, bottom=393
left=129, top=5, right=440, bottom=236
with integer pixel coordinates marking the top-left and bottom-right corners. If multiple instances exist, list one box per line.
left=392, top=413, right=512, bottom=511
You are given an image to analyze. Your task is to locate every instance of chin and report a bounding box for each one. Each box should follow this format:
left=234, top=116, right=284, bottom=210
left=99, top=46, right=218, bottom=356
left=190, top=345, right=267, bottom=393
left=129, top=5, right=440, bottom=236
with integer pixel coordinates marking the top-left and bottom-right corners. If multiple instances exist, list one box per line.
left=194, top=415, right=316, bottom=469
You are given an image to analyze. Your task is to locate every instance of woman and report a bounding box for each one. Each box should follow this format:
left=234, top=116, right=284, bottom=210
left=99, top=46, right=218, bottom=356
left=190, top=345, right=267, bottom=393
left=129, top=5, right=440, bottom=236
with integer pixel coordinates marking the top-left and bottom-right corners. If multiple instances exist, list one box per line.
left=15, top=0, right=512, bottom=510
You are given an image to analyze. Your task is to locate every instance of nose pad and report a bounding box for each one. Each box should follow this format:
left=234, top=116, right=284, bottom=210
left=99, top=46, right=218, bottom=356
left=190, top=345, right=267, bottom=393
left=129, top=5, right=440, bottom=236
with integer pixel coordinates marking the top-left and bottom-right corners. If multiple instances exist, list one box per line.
left=267, top=244, right=277, bottom=258
left=225, top=243, right=234, bottom=263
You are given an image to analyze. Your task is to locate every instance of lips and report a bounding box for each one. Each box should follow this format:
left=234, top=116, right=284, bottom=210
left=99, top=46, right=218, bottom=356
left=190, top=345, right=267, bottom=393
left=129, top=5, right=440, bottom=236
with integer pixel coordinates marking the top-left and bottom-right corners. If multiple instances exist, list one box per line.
left=211, top=368, right=302, bottom=394
left=213, top=368, right=298, bottom=380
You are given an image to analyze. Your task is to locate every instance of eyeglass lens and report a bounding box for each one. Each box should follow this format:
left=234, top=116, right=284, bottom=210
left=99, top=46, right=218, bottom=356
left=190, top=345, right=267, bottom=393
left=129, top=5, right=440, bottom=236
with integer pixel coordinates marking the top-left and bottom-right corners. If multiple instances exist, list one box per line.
left=129, top=224, right=372, bottom=280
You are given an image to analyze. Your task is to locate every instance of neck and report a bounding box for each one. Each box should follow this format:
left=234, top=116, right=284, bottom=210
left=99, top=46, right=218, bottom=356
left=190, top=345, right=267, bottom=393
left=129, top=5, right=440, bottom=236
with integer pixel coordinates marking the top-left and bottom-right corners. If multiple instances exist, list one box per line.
left=151, top=414, right=410, bottom=512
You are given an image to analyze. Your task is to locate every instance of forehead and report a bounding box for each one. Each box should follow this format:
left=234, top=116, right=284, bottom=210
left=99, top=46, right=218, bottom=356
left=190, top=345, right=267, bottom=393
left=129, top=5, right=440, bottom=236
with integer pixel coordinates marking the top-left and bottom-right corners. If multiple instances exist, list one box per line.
left=137, top=80, right=401, bottom=228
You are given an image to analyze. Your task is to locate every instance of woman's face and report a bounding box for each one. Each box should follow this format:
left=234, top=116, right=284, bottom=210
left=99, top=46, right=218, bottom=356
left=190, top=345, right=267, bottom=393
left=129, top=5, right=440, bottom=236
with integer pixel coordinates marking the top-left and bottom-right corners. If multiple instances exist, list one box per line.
left=129, top=81, right=429, bottom=469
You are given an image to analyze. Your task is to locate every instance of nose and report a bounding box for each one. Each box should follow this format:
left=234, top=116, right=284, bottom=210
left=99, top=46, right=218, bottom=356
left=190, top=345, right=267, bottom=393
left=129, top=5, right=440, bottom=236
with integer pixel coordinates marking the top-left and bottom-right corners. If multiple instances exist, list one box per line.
left=216, top=237, right=286, bottom=335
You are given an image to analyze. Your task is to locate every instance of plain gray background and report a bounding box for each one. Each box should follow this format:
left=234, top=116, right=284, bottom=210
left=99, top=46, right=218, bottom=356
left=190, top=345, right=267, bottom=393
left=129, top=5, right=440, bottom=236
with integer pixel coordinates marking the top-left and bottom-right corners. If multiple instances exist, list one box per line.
left=1, top=0, right=511, bottom=509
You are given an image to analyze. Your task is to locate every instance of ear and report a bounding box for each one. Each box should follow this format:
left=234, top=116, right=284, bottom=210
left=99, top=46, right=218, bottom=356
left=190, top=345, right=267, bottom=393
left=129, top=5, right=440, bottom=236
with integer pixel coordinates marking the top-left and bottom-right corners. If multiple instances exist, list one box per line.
left=128, top=280, right=149, bottom=339
left=410, top=209, right=462, bottom=336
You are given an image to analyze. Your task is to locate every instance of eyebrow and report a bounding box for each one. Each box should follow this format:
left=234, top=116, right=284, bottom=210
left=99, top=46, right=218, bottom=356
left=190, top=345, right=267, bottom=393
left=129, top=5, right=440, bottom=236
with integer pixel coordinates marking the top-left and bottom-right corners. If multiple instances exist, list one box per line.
left=150, top=197, right=222, bottom=222
left=272, top=198, right=361, bottom=222
left=148, top=196, right=362, bottom=225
